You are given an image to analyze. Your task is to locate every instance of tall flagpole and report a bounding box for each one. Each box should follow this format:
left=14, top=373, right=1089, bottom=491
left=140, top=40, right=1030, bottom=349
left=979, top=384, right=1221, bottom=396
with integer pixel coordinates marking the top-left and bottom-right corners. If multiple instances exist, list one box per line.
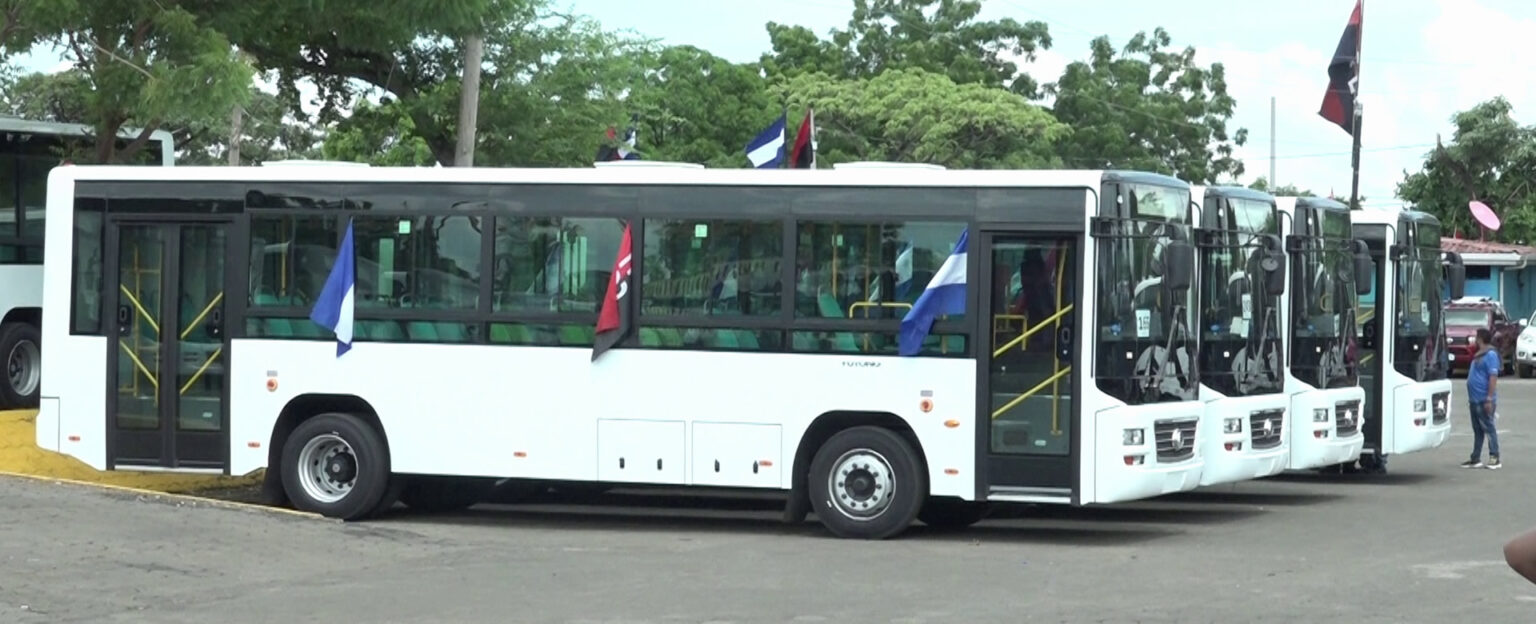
left=1349, top=1, right=1363, bottom=210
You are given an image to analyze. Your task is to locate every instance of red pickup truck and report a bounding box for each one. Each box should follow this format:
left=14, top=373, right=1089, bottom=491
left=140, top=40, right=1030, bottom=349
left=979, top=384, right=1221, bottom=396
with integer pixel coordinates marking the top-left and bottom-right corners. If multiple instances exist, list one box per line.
left=1444, top=297, right=1519, bottom=374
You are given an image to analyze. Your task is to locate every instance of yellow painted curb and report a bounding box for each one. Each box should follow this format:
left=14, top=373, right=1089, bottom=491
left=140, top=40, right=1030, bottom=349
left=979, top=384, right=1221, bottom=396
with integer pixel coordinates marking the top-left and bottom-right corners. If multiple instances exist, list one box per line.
left=0, top=471, right=327, bottom=520
left=0, top=409, right=257, bottom=492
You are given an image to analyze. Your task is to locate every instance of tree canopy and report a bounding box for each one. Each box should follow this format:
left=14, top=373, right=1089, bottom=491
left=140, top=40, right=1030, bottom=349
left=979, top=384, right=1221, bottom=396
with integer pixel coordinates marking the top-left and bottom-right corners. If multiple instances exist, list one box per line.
left=1398, top=97, right=1536, bottom=244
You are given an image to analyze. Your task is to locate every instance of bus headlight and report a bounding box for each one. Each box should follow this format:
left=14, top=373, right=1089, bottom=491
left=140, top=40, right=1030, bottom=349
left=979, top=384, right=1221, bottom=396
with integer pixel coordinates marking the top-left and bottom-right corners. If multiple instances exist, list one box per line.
left=1223, top=417, right=1243, bottom=434
left=1313, top=408, right=1330, bottom=423
left=1122, top=428, right=1144, bottom=445
left=1413, top=399, right=1427, bottom=413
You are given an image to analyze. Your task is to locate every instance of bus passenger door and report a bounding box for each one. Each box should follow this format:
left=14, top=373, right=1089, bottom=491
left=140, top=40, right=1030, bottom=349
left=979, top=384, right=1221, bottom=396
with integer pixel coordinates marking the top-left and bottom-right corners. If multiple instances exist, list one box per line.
left=105, top=220, right=234, bottom=471
left=977, top=232, right=1078, bottom=500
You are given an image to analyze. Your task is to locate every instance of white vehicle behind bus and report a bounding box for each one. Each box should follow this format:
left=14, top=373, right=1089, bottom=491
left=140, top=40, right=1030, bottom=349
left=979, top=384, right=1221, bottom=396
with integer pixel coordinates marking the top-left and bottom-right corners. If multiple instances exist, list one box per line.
left=1274, top=196, right=1372, bottom=471
left=0, top=117, right=174, bottom=409
left=37, top=163, right=1210, bottom=539
left=1350, top=206, right=1463, bottom=472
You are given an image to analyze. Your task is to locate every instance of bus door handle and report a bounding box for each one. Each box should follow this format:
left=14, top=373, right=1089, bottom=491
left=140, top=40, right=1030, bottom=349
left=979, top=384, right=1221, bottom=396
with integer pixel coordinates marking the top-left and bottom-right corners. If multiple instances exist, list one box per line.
left=208, top=307, right=224, bottom=338
left=117, top=305, right=132, bottom=335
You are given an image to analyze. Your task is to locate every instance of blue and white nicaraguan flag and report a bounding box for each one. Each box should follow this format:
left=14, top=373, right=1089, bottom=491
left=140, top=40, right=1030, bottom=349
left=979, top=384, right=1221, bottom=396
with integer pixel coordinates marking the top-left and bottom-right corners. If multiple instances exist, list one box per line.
left=898, top=229, right=968, bottom=356
left=745, top=114, right=787, bottom=169
left=309, top=219, right=357, bottom=357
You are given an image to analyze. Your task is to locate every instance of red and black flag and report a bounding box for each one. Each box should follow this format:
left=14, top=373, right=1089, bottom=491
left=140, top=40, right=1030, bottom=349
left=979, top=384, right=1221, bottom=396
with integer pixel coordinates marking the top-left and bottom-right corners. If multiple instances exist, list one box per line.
left=592, top=222, right=635, bottom=361
left=1318, top=0, right=1363, bottom=136
left=789, top=108, right=816, bottom=169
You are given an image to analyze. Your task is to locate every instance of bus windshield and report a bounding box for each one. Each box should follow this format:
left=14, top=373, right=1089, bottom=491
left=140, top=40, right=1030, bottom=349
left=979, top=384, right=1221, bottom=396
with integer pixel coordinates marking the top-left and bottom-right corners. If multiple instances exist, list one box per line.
left=1395, top=221, right=1450, bottom=381
left=1290, top=206, right=1359, bottom=389
left=1199, top=196, right=1281, bottom=397
left=1095, top=182, right=1198, bottom=405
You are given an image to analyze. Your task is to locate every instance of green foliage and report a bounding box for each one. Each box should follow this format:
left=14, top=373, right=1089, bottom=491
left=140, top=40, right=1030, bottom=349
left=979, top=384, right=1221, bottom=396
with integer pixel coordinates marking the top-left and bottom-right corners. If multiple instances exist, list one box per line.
left=777, top=69, right=1067, bottom=168
left=763, top=0, right=1053, bottom=98
left=1048, top=28, right=1247, bottom=183
left=1398, top=97, right=1536, bottom=244
left=1246, top=177, right=1317, bottom=197
left=621, top=46, right=777, bottom=168
left=5, top=0, right=253, bottom=163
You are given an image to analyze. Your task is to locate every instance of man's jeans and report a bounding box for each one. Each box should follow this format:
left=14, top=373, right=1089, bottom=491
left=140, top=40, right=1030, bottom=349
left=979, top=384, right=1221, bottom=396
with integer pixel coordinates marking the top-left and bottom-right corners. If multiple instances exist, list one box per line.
left=1470, top=399, right=1501, bottom=461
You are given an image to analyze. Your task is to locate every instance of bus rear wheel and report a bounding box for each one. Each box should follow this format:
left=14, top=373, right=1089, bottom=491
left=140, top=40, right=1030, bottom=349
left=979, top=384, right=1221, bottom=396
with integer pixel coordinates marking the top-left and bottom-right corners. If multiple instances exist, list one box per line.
left=0, top=322, right=40, bottom=409
left=808, top=426, right=926, bottom=540
left=280, top=412, right=391, bottom=520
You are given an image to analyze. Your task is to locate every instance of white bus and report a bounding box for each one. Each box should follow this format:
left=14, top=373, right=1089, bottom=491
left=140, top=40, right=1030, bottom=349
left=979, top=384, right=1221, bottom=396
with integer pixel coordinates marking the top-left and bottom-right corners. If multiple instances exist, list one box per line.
left=36, top=163, right=1209, bottom=539
left=1275, top=197, right=1372, bottom=471
left=1349, top=207, right=1463, bottom=473
left=1191, top=186, right=1290, bottom=486
left=0, top=117, right=175, bottom=408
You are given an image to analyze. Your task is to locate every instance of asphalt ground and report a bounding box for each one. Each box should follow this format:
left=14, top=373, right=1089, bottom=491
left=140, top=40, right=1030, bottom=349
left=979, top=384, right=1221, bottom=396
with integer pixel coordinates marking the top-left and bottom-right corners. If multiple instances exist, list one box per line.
left=2, top=381, right=1534, bottom=622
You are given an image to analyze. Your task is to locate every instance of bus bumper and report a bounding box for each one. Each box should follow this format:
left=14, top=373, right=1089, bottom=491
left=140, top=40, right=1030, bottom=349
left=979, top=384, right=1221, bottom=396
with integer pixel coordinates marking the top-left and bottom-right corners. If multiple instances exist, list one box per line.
left=1092, top=404, right=1205, bottom=504
left=1286, top=388, right=1366, bottom=470
left=35, top=396, right=59, bottom=452
left=1198, top=395, right=1289, bottom=487
left=1387, top=382, right=1453, bottom=455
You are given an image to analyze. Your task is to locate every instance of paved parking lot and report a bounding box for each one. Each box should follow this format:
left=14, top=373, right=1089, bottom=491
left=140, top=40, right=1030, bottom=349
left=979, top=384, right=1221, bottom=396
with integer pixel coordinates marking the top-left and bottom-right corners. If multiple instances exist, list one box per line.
left=3, top=382, right=1536, bottom=622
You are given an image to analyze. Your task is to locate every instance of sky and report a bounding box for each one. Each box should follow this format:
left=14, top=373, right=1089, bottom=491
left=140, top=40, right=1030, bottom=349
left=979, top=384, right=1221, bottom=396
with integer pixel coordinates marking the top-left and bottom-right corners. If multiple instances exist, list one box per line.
left=11, top=0, right=1536, bottom=207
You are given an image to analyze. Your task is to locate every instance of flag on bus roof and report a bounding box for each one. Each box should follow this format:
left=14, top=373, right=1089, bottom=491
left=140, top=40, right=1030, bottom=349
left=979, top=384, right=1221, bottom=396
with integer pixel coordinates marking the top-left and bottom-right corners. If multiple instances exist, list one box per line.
left=310, top=219, right=356, bottom=357
left=789, top=108, right=816, bottom=169
left=595, top=115, right=641, bottom=162
left=745, top=114, right=786, bottom=169
left=1318, top=0, right=1362, bottom=136
left=898, top=229, right=969, bottom=357
left=592, top=222, right=635, bottom=361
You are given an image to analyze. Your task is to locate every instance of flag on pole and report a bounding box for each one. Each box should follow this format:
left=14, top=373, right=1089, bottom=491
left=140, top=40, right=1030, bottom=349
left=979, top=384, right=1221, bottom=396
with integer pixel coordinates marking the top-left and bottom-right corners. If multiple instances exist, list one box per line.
left=1318, top=0, right=1363, bottom=136
left=745, top=115, right=787, bottom=169
left=898, top=229, right=969, bottom=356
left=592, top=222, right=635, bottom=361
left=309, top=219, right=356, bottom=357
left=790, top=108, right=816, bottom=169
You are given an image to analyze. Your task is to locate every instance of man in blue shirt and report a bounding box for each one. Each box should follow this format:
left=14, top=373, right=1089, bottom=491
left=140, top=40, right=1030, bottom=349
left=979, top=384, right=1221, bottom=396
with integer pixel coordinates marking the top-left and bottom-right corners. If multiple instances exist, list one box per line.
left=1461, top=328, right=1501, bottom=469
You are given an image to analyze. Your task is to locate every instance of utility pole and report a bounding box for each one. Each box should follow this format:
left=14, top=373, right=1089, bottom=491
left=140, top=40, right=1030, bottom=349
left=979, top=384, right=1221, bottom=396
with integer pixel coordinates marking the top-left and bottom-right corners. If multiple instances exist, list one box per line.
left=454, top=35, right=484, bottom=167
left=1269, top=96, right=1276, bottom=187
left=228, top=104, right=243, bottom=166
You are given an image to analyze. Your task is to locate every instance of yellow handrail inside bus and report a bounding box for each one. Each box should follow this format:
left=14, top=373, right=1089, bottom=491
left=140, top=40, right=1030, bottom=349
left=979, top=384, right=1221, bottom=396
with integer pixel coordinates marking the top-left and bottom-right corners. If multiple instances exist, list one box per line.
left=848, top=301, right=916, bottom=351
left=117, top=340, right=158, bottom=392
left=119, top=285, right=160, bottom=334
left=180, top=292, right=225, bottom=340
left=991, top=305, right=1072, bottom=358
left=179, top=347, right=223, bottom=395
left=992, top=366, right=1071, bottom=420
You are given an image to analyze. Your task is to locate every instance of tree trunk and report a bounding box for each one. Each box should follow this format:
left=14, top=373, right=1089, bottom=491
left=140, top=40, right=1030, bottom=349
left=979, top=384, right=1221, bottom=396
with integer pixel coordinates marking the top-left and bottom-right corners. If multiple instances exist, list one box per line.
left=229, top=104, right=244, bottom=166
left=454, top=35, right=484, bottom=167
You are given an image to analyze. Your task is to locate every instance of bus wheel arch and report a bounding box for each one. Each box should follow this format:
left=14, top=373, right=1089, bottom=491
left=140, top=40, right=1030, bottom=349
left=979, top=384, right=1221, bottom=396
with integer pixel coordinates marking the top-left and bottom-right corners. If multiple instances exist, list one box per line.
left=270, top=394, right=395, bottom=520
left=791, top=411, right=929, bottom=539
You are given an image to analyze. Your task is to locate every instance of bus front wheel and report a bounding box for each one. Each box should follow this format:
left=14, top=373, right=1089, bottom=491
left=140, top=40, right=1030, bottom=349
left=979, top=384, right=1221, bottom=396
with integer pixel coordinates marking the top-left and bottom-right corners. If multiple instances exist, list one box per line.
left=808, top=426, right=926, bottom=540
left=280, top=412, right=391, bottom=520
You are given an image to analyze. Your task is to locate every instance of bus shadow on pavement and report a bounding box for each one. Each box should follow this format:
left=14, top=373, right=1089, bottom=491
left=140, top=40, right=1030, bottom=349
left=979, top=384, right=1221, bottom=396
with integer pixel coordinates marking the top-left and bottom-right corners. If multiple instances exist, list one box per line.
left=385, top=504, right=1184, bottom=546
left=1263, top=471, right=1437, bottom=486
left=1160, top=490, right=1344, bottom=507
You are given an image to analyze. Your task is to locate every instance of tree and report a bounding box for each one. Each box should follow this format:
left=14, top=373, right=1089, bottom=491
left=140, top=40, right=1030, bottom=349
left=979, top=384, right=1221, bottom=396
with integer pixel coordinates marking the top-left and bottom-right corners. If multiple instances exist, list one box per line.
left=1397, top=97, right=1536, bottom=243
left=1247, top=177, right=1317, bottom=197
left=776, top=69, right=1068, bottom=168
left=1048, top=28, right=1247, bottom=183
left=621, top=45, right=776, bottom=168
left=5, top=0, right=254, bottom=163
left=217, top=0, right=534, bottom=167
left=763, top=0, right=1053, bottom=98
left=317, top=11, right=648, bottom=167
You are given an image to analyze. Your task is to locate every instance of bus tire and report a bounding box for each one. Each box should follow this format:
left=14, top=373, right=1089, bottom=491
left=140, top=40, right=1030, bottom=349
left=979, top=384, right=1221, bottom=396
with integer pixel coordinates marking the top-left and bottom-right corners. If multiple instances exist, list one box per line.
left=0, top=322, right=41, bottom=409
left=280, top=412, right=390, bottom=521
left=808, top=426, right=926, bottom=540
left=917, top=498, right=988, bottom=530
left=399, top=476, right=495, bottom=512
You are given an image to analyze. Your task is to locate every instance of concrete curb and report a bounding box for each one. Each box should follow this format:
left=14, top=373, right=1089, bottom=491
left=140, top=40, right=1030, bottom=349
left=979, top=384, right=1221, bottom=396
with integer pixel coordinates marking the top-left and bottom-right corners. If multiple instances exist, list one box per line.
left=0, top=471, right=328, bottom=521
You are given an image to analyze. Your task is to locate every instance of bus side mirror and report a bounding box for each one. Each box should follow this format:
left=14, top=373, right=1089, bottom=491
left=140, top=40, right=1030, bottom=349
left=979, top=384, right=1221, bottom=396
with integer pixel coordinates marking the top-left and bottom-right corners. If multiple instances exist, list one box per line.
left=1259, top=234, right=1285, bottom=297
left=1445, top=252, right=1467, bottom=299
left=1351, top=240, right=1373, bottom=296
left=1162, top=240, right=1194, bottom=293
